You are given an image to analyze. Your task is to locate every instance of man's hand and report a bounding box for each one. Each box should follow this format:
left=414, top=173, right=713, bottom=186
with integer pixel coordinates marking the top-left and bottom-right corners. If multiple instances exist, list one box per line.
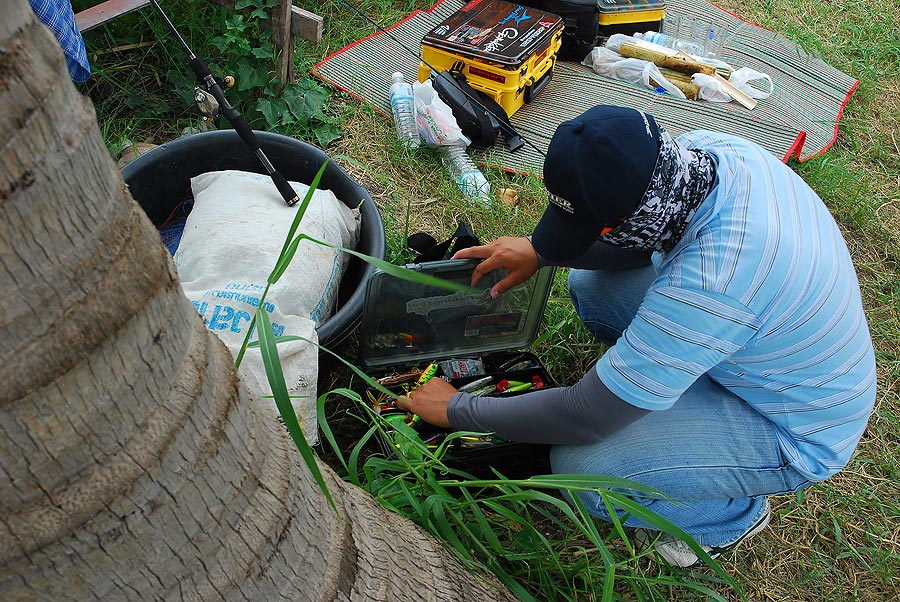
left=396, top=378, right=458, bottom=428
left=453, top=236, right=539, bottom=299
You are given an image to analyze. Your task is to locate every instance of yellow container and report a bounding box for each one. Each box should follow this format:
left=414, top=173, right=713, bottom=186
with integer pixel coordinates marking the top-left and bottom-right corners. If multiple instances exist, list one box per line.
left=418, top=0, right=564, bottom=117
left=598, top=0, right=666, bottom=37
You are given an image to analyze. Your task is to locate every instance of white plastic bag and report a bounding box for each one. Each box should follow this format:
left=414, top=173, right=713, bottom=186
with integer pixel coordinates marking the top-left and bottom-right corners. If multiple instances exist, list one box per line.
left=692, top=68, right=774, bottom=103
left=729, top=68, right=774, bottom=98
left=175, top=170, right=362, bottom=442
left=603, top=33, right=636, bottom=54
left=582, top=46, right=687, bottom=99
left=412, top=79, right=470, bottom=147
left=595, top=37, right=773, bottom=105
left=604, top=33, right=733, bottom=77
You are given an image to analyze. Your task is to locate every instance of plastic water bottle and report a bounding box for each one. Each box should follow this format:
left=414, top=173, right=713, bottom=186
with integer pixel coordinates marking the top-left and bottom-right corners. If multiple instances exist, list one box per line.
left=389, top=72, right=419, bottom=148
left=441, top=144, right=491, bottom=206
left=634, top=31, right=708, bottom=58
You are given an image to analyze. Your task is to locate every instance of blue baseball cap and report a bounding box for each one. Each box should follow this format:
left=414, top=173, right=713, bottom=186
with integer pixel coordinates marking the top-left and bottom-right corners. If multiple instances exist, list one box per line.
left=533, top=105, right=662, bottom=261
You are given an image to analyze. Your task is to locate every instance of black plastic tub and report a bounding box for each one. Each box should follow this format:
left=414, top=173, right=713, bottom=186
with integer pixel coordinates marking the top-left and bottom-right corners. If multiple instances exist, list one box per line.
left=121, top=129, right=386, bottom=350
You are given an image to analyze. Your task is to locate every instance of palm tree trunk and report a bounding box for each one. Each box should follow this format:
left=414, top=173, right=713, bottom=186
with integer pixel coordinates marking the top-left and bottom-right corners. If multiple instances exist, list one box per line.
left=0, top=2, right=513, bottom=599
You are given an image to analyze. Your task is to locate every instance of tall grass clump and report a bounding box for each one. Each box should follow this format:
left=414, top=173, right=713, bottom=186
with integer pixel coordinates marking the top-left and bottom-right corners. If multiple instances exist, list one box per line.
left=315, top=386, right=740, bottom=602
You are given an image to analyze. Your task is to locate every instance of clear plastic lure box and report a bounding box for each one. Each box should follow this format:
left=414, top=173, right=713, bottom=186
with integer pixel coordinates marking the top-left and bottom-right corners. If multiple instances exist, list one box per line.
left=357, top=258, right=557, bottom=477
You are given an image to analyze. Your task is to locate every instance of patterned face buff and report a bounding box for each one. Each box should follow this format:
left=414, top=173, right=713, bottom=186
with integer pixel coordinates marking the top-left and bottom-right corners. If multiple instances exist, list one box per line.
left=600, top=130, right=717, bottom=253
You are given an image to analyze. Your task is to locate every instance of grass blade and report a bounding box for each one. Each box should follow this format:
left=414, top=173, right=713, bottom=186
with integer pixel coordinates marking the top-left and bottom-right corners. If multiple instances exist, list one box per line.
left=316, top=387, right=361, bottom=475
left=271, top=160, right=329, bottom=274
left=606, top=493, right=740, bottom=593
left=255, top=307, right=338, bottom=514
left=282, top=234, right=481, bottom=295
left=348, top=423, right=379, bottom=487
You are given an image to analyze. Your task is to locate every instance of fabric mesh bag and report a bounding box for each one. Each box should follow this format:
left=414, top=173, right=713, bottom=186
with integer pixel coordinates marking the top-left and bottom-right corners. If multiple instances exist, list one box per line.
left=175, top=170, right=362, bottom=442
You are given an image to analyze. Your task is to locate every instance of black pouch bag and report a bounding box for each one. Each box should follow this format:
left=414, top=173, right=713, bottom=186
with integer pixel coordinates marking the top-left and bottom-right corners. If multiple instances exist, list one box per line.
left=431, top=70, right=525, bottom=152
left=523, top=0, right=599, bottom=61
left=408, top=221, right=481, bottom=264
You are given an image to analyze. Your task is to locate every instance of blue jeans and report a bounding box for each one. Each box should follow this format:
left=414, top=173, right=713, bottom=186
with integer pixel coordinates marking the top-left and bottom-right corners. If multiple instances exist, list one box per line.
left=551, top=267, right=812, bottom=547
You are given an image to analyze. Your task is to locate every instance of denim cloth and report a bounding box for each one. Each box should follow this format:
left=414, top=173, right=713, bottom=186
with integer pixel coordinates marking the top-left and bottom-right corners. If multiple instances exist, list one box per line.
left=551, top=267, right=812, bottom=547
left=29, top=0, right=91, bottom=82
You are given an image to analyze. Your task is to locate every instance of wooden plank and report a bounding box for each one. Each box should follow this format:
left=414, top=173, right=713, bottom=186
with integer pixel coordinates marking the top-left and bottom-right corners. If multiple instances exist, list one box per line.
left=291, top=6, right=323, bottom=43
left=75, top=0, right=150, bottom=32
left=270, top=0, right=294, bottom=88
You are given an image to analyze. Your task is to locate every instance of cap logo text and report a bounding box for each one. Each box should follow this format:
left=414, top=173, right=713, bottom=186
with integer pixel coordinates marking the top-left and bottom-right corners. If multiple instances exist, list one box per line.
left=638, top=110, right=653, bottom=137
left=548, top=193, right=575, bottom=214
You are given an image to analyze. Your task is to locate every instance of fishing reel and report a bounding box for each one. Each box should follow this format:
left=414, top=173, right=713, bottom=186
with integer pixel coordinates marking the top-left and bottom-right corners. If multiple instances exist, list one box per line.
left=193, top=75, right=235, bottom=122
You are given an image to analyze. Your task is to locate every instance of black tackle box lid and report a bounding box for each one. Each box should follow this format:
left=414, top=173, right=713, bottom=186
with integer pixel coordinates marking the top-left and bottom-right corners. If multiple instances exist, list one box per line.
left=421, top=0, right=565, bottom=68
left=359, top=259, right=555, bottom=368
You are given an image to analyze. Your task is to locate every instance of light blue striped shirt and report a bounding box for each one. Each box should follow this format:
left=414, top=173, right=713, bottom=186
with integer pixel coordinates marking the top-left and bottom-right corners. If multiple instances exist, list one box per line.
left=597, top=131, right=876, bottom=480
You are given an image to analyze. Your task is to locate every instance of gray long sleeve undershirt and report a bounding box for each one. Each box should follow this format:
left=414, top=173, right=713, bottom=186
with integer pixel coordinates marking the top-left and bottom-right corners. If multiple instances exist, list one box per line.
left=444, top=239, right=652, bottom=444
left=447, top=368, right=650, bottom=445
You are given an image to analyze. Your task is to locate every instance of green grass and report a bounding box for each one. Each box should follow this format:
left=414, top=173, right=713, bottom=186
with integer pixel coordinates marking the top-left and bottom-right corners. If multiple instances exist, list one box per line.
left=80, top=0, right=900, bottom=599
left=315, top=388, right=741, bottom=601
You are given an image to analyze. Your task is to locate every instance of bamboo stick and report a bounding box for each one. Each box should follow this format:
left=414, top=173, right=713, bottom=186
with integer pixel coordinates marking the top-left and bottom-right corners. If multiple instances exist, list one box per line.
left=619, top=43, right=716, bottom=76
left=649, top=75, right=700, bottom=99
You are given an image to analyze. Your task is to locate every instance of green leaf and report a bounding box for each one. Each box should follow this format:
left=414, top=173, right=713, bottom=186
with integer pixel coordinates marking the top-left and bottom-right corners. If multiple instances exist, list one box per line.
left=257, top=97, right=290, bottom=128
left=254, top=308, right=338, bottom=514
left=283, top=80, right=329, bottom=122
left=394, top=480, right=424, bottom=518
left=225, top=13, right=247, bottom=31
left=443, top=473, right=664, bottom=497
left=251, top=44, right=273, bottom=60
left=249, top=336, right=403, bottom=412
left=423, top=496, right=470, bottom=559
left=256, top=99, right=275, bottom=125
left=601, top=492, right=633, bottom=556
left=284, top=234, right=484, bottom=296
left=237, top=62, right=270, bottom=92
left=148, top=98, right=172, bottom=116
left=313, top=122, right=342, bottom=148
left=459, top=489, right=504, bottom=553
left=384, top=416, right=425, bottom=461
left=348, top=423, right=379, bottom=487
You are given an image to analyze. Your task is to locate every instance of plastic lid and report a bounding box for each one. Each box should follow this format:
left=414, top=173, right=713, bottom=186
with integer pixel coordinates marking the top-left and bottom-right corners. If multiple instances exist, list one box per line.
left=391, top=72, right=404, bottom=82
left=358, top=259, right=555, bottom=368
left=597, top=0, right=666, bottom=13
left=421, top=0, right=564, bottom=67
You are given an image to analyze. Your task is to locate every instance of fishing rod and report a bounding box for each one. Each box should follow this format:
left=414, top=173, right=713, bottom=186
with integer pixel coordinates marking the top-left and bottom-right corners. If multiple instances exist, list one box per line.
left=148, top=0, right=301, bottom=207
left=337, top=0, right=546, bottom=158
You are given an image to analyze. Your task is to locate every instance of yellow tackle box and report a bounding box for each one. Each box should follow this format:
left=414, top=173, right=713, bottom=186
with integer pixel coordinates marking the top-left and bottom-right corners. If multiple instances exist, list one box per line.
left=597, top=0, right=666, bottom=38
left=418, top=0, right=564, bottom=117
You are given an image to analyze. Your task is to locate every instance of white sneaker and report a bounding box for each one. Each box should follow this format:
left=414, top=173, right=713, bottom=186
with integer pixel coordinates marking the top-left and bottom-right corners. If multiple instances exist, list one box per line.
left=636, top=500, right=772, bottom=568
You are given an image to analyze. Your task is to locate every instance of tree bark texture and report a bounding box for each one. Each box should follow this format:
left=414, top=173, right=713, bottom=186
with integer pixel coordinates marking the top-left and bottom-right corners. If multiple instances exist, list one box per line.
left=0, top=2, right=514, bottom=600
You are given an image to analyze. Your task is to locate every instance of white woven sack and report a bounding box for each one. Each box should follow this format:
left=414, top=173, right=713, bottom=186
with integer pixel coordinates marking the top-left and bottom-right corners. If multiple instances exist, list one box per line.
left=175, top=169, right=362, bottom=442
